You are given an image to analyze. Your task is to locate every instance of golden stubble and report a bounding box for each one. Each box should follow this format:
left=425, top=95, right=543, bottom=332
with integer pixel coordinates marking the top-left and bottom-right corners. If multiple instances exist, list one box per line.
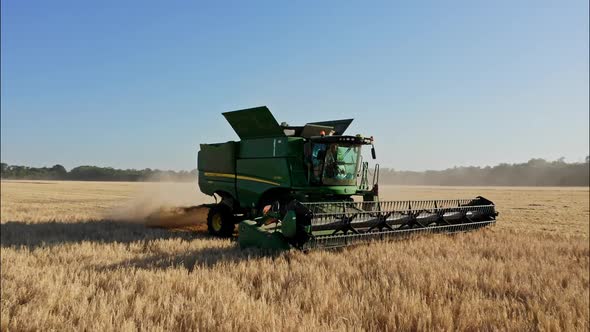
left=1, top=181, right=588, bottom=331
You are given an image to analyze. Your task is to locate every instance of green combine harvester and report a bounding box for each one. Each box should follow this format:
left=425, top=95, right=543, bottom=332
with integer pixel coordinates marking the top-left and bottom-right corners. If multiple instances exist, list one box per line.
left=197, top=106, right=498, bottom=250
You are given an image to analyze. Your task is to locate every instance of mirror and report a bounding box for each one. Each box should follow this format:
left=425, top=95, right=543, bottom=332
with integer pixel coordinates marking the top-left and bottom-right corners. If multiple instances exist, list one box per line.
left=371, top=146, right=376, bottom=159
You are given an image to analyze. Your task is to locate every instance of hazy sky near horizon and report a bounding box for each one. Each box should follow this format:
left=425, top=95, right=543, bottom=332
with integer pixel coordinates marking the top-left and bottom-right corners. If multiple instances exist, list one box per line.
left=1, top=1, right=588, bottom=171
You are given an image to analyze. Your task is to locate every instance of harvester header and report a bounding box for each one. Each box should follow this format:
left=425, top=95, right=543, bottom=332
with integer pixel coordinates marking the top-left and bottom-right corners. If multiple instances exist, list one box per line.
left=197, top=106, right=498, bottom=250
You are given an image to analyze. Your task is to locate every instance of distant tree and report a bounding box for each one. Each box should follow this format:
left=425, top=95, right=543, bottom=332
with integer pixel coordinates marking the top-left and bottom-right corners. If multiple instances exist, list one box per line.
left=50, top=164, right=67, bottom=179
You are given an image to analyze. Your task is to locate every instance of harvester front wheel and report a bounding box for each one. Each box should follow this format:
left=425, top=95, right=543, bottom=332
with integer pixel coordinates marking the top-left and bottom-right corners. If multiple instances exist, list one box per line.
left=207, top=205, right=235, bottom=237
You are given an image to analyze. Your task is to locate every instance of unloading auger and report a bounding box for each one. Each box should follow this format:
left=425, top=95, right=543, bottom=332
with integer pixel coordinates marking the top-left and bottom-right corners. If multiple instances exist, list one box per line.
left=197, top=106, right=498, bottom=250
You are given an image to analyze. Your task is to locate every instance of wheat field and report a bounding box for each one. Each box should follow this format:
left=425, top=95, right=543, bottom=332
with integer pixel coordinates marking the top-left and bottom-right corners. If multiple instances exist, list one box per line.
left=1, top=181, right=588, bottom=331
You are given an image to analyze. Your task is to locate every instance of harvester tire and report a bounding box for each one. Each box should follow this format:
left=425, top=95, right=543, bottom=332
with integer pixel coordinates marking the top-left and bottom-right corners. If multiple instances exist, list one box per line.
left=207, top=205, right=235, bottom=237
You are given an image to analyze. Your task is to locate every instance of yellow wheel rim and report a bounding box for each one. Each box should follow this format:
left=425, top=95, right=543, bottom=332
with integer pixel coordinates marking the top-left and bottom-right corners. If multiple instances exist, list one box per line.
left=212, top=213, right=223, bottom=232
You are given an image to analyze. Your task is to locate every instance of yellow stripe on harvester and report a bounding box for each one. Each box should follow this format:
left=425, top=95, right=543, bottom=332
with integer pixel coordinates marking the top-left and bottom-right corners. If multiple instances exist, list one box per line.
left=203, top=172, right=280, bottom=186
left=203, top=172, right=235, bottom=180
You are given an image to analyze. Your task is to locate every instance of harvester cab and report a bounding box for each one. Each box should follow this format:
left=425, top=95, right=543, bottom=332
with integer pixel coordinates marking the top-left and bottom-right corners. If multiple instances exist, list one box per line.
left=197, top=106, right=498, bottom=250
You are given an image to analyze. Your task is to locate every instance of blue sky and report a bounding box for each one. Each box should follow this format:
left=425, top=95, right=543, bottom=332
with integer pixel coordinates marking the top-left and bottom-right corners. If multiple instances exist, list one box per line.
left=1, top=0, right=588, bottom=171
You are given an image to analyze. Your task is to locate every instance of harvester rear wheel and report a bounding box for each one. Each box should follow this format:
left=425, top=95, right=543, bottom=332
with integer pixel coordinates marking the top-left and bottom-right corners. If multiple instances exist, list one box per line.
left=207, top=204, right=235, bottom=237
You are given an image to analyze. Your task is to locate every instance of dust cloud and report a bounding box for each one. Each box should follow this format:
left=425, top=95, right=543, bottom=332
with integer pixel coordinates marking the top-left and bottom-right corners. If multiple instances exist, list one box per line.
left=107, top=181, right=214, bottom=230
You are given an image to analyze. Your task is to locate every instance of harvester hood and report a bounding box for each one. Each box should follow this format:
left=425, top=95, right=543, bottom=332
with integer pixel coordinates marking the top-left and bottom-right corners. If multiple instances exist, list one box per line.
left=223, top=106, right=286, bottom=139
left=223, top=106, right=355, bottom=139
left=307, top=119, right=353, bottom=135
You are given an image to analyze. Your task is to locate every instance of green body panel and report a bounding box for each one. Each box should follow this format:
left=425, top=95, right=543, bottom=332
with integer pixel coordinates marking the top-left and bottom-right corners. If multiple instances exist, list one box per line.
left=236, top=158, right=289, bottom=207
left=198, top=142, right=237, bottom=174
left=238, top=220, right=291, bottom=250
left=198, top=141, right=238, bottom=198
left=238, top=137, right=300, bottom=158
left=198, top=174, right=237, bottom=199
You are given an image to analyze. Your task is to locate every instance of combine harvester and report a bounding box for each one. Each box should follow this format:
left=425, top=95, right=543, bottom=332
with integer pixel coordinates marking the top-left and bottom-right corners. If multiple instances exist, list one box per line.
left=197, top=106, right=498, bottom=250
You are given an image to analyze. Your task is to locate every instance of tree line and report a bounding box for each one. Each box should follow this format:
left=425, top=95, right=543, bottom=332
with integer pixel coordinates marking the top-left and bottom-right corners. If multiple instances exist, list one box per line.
left=377, top=157, right=589, bottom=186
left=1, top=157, right=588, bottom=186
left=0, top=163, right=198, bottom=182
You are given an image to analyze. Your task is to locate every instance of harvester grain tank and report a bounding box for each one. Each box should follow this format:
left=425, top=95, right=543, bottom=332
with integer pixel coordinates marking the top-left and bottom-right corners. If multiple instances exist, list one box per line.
left=197, top=106, right=498, bottom=250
